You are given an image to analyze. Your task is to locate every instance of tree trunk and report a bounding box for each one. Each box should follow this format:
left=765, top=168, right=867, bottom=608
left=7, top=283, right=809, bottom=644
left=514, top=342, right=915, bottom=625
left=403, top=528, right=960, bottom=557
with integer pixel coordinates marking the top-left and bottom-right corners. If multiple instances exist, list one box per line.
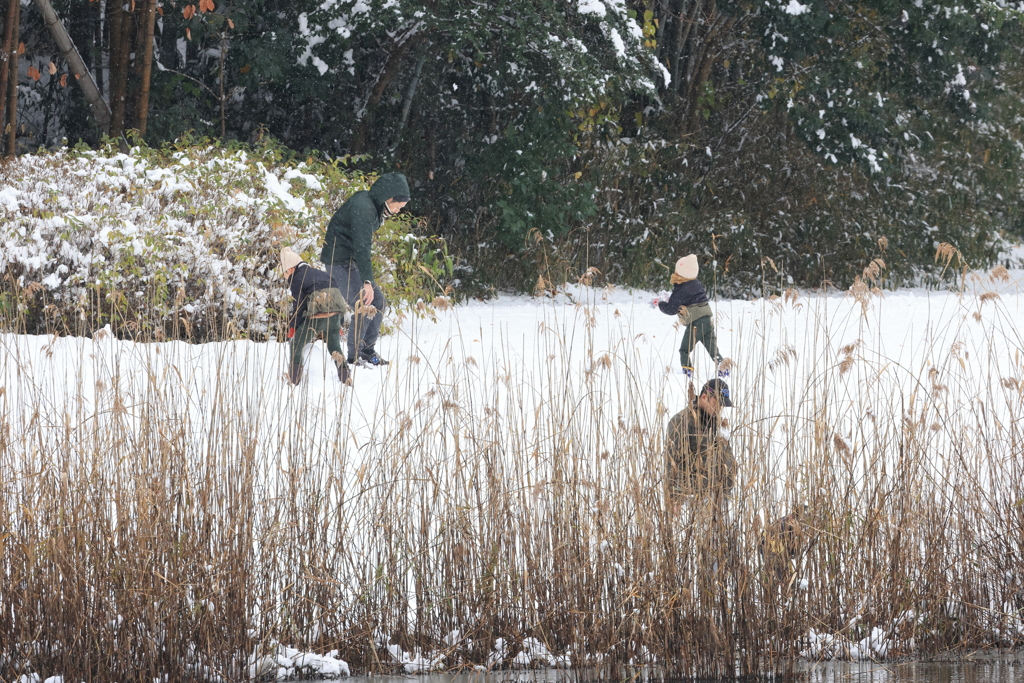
left=133, top=0, right=157, bottom=135
left=680, top=0, right=707, bottom=97
left=98, top=0, right=108, bottom=99
left=398, top=48, right=427, bottom=132
left=159, top=3, right=177, bottom=69
left=351, top=30, right=422, bottom=154
left=218, top=28, right=227, bottom=138
left=672, top=0, right=703, bottom=95
left=0, top=0, right=17, bottom=141
left=34, top=0, right=112, bottom=134
left=654, top=0, right=667, bottom=60
left=107, top=2, right=136, bottom=139
left=683, top=9, right=735, bottom=135
left=6, top=0, right=19, bottom=157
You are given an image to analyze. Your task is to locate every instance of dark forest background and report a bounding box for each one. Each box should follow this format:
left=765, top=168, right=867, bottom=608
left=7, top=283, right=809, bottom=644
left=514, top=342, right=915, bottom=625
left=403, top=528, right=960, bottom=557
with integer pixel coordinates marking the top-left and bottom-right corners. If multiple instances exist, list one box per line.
left=3, top=0, right=1023, bottom=295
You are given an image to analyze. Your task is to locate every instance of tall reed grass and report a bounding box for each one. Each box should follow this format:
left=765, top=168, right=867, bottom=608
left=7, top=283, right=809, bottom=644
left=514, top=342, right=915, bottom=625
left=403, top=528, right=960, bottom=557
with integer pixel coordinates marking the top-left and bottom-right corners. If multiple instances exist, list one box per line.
left=1, top=271, right=1022, bottom=681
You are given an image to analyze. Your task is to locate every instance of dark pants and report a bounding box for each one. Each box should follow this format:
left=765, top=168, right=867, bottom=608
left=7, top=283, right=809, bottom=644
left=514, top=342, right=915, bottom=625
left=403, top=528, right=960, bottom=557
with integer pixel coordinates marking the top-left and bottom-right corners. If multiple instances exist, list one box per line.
left=679, top=314, right=722, bottom=370
left=290, top=315, right=345, bottom=366
left=327, top=262, right=385, bottom=361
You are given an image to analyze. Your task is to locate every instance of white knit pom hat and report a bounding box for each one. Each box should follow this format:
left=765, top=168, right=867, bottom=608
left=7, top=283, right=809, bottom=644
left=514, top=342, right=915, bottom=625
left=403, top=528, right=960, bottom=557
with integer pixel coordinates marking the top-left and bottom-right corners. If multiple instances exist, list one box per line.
left=675, top=254, right=699, bottom=279
left=280, top=246, right=303, bottom=276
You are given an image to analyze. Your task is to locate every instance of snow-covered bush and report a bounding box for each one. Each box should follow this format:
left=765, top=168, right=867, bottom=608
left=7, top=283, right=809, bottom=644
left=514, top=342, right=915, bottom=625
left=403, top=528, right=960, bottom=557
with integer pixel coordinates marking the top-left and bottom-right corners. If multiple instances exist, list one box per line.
left=0, top=139, right=450, bottom=341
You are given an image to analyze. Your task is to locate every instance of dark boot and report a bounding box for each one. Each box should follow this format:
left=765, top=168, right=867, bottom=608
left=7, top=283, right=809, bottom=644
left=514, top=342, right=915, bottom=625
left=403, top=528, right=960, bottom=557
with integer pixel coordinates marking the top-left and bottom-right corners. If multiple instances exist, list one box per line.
left=288, top=363, right=303, bottom=385
left=358, top=347, right=389, bottom=367
left=337, top=361, right=351, bottom=385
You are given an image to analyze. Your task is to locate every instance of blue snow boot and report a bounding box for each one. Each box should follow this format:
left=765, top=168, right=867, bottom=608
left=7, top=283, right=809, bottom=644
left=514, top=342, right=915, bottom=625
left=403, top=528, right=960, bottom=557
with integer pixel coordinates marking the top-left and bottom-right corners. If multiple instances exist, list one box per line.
left=358, top=350, right=390, bottom=367
left=717, top=359, right=732, bottom=379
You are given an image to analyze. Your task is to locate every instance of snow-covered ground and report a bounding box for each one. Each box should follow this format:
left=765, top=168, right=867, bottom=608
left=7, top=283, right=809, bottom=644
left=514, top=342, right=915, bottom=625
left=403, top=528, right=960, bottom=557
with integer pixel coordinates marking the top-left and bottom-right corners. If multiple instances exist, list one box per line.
left=7, top=263, right=1020, bottom=469
left=2, top=261, right=1024, bottom=678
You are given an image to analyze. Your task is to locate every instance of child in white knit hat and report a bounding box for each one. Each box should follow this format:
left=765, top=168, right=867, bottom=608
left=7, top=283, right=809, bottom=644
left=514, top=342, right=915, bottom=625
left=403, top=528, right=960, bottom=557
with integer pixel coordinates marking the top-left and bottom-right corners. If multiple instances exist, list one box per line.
left=657, top=254, right=729, bottom=379
left=281, top=247, right=351, bottom=386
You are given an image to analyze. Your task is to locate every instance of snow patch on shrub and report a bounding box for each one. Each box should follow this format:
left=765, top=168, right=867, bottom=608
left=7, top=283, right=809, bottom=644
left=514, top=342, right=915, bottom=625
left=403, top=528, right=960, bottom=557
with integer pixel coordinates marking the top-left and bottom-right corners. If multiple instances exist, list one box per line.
left=0, top=144, right=374, bottom=340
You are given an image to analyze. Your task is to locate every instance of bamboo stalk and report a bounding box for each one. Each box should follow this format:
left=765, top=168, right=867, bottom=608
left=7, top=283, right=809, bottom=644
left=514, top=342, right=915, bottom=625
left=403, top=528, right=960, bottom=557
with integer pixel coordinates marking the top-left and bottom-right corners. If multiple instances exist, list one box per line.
left=351, top=29, right=423, bottom=153
left=34, top=0, right=112, bottom=134
left=219, top=28, right=227, bottom=138
left=5, top=0, right=19, bottom=157
left=107, top=1, right=135, bottom=139
left=134, top=0, right=157, bottom=135
left=0, top=0, right=17, bottom=141
left=398, top=49, right=427, bottom=133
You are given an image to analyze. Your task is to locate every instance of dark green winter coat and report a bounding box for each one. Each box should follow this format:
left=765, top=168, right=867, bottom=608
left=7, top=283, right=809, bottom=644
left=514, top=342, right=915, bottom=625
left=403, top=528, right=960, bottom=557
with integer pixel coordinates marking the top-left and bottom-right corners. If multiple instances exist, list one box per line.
left=320, top=172, right=410, bottom=283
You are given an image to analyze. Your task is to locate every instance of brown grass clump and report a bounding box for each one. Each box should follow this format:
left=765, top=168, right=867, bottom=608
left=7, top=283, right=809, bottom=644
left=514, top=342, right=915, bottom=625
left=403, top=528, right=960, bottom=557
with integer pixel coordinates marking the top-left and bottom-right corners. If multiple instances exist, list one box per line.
left=23, top=281, right=44, bottom=299
left=848, top=277, right=870, bottom=312
left=935, top=242, right=962, bottom=268
left=431, top=296, right=453, bottom=311
left=577, top=266, right=602, bottom=287
left=990, top=264, right=1011, bottom=282
left=768, top=344, right=797, bottom=371
left=534, top=274, right=550, bottom=297
left=862, top=258, right=885, bottom=284
left=1, top=285, right=1023, bottom=681
left=838, top=340, right=862, bottom=375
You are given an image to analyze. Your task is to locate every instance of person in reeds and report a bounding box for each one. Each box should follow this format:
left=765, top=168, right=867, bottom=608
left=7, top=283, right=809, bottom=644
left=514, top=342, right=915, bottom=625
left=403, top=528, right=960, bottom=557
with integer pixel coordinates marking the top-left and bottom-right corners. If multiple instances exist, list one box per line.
left=665, top=379, right=736, bottom=509
left=281, top=247, right=350, bottom=386
left=657, top=254, right=730, bottom=380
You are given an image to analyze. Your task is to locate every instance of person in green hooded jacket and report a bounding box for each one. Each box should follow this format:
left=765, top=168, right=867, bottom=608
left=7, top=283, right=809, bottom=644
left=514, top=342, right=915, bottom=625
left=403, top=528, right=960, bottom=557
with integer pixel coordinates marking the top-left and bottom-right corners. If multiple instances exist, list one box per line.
left=320, top=171, right=410, bottom=367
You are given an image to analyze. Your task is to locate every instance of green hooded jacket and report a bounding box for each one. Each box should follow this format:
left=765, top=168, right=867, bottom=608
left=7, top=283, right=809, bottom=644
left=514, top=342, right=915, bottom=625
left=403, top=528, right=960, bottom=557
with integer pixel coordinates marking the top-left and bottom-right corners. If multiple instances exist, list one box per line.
left=320, top=172, right=410, bottom=283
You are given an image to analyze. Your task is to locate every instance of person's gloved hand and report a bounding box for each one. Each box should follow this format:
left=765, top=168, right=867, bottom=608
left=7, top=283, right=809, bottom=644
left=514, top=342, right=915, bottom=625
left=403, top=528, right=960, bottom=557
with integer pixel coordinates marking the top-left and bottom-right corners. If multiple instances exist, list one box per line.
left=650, top=290, right=671, bottom=308
left=288, top=327, right=295, bottom=339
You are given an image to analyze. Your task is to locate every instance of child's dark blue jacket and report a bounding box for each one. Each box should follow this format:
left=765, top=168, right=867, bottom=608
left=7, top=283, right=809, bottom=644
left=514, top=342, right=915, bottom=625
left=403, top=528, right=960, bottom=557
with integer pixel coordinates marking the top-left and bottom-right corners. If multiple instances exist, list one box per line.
left=658, top=280, right=709, bottom=316
left=287, top=263, right=334, bottom=327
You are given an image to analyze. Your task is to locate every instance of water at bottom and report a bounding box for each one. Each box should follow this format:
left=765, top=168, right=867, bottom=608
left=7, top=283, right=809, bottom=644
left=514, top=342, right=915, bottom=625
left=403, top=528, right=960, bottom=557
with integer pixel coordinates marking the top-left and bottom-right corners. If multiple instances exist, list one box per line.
left=303, top=655, right=1024, bottom=683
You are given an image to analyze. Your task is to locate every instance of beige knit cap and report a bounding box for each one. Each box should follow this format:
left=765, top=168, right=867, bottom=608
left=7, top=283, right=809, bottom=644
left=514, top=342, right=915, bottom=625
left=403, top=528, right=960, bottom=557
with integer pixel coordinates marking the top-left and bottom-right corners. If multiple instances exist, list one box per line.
left=280, top=246, right=303, bottom=275
left=675, top=254, right=699, bottom=279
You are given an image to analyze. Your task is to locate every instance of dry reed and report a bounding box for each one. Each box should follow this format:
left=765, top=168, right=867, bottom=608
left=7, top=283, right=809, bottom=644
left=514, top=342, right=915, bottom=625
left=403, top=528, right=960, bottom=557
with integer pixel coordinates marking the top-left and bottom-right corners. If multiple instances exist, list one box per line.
left=1, top=279, right=1023, bottom=681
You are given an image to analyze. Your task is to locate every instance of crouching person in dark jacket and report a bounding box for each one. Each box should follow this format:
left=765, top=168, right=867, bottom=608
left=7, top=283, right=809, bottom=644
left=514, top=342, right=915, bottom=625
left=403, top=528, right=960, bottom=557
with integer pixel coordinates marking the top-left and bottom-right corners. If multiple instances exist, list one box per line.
left=281, top=247, right=350, bottom=386
left=665, top=379, right=736, bottom=511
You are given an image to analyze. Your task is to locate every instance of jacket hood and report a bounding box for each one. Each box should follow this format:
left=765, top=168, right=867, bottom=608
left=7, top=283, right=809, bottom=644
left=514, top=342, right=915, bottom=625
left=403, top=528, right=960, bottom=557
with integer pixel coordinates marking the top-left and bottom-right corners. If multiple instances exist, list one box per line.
left=368, top=172, right=410, bottom=209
